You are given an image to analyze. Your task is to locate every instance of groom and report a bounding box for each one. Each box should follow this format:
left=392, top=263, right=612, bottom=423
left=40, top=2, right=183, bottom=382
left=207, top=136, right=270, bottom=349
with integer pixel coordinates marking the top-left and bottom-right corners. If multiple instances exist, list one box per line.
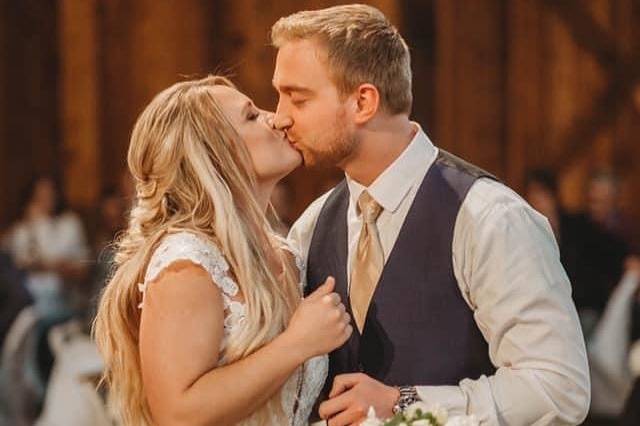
left=272, top=4, right=589, bottom=425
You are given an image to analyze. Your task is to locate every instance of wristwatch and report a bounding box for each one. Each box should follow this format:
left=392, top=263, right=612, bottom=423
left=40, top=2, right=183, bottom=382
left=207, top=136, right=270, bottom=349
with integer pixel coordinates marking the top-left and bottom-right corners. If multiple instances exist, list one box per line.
left=392, top=386, right=421, bottom=415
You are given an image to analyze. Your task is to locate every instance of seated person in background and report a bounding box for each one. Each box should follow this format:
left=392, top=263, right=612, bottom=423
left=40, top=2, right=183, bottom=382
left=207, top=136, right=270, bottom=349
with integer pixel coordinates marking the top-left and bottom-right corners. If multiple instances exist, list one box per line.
left=0, top=250, right=30, bottom=349
left=588, top=255, right=640, bottom=419
left=619, top=256, right=640, bottom=426
left=4, top=175, right=90, bottom=321
left=525, top=169, right=629, bottom=336
left=586, top=171, right=637, bottom=252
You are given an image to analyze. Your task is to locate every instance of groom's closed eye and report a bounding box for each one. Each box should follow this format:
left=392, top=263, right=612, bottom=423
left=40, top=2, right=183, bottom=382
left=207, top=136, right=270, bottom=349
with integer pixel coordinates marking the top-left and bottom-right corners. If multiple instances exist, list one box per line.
left=291, top=97, right=307, bottom=107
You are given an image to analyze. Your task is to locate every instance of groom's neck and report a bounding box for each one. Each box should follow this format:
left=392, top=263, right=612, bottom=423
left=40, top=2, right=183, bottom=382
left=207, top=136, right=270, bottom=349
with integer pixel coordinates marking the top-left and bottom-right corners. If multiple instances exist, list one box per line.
left=342, top=115, right=415, bottom=187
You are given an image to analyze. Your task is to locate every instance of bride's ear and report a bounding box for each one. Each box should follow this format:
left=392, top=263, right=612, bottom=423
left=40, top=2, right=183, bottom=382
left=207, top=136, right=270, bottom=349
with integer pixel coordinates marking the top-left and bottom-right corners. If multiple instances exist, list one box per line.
left=353, top=83, right=380, bottom=125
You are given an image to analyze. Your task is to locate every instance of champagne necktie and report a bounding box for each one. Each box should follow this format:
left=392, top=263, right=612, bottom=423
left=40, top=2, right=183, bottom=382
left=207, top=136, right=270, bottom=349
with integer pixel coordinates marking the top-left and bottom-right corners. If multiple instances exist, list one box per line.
left=350, top=191, right=384, bottom=333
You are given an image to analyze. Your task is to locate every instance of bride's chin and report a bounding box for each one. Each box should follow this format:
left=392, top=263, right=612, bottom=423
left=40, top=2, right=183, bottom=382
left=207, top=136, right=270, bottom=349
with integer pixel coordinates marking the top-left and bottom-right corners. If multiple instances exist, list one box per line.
left=285, top=148, right=304, bottom=168
left=269, top=158, right=302, bottom=182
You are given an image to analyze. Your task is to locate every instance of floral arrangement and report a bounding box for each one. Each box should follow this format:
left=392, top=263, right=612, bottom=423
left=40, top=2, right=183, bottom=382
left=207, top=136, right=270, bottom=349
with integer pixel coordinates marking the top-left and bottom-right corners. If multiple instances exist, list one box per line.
left=360, top=403, right=479, bottom=426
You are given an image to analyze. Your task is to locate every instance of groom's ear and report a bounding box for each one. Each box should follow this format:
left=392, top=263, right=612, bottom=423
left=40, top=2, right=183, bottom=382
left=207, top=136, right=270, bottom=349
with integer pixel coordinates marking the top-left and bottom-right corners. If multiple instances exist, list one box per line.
left=353, top=83, right=380, bottom=125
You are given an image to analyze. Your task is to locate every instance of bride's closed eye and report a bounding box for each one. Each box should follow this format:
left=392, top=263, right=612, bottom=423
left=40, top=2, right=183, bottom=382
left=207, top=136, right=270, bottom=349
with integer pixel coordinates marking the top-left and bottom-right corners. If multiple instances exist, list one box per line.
left=246, top=109, right=260, bottom=121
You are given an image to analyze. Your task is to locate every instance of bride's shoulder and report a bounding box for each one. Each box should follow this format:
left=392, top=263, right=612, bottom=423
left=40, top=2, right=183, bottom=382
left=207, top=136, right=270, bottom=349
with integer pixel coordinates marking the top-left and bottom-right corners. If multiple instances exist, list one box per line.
left=139, top=231, right=241, bottom=310
left=144, top=231, right=229, bottom=285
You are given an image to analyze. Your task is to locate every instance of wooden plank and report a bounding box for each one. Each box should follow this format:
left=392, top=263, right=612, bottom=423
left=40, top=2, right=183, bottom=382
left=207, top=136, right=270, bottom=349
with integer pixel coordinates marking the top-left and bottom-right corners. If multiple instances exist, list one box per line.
left=0, top=1, right=60, bottom=228
left=401, top=0, right=436, bottom=140
left=58, top=0, right=100, bottom=210
left=98, top=0, right=217, bottom=190
left=613, top=0, right=640, bottom=248
left=0, top=1, right=7, bottom=231
left=543, top=0, right=618, bottom=69
left=434, top=0, right=506, bottom=176
left=97, top=0, right=135, bottom=191
left=434, top=0, right=458, bottom=155
left=505, top=0, right=544, bottom=191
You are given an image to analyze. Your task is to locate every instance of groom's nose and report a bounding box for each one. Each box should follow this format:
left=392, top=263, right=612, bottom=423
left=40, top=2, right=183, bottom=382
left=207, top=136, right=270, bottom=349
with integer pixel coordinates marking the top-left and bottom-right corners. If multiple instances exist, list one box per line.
left=273, top=106, right=293, bottom=131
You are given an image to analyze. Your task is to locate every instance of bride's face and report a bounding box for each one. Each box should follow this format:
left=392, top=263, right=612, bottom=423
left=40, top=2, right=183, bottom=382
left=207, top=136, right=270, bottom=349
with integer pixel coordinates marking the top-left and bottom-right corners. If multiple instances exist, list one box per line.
left=211, top=85, right=302, bottom=183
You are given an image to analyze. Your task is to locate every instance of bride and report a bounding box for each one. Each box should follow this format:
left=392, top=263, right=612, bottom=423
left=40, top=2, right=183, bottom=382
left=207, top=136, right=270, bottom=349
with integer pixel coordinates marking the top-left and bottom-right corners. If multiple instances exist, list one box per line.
left=92, top=75, right=352, bottom=425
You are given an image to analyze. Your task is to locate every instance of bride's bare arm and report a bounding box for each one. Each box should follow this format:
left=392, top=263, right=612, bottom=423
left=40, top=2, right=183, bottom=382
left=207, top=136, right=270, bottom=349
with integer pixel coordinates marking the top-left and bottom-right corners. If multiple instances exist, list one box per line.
left=139, top=261, right=350, bottom=426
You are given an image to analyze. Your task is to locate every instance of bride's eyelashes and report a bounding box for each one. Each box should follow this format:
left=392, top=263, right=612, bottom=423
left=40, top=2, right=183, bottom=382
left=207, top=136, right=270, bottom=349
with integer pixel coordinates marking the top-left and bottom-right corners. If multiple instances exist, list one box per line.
left=246, top=109, right=260, bottom=121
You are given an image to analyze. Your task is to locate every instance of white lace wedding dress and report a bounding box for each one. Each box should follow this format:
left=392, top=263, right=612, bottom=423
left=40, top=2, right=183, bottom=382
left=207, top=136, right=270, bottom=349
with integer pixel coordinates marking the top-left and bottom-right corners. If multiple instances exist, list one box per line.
left=139, top=231, right=327, bottom=425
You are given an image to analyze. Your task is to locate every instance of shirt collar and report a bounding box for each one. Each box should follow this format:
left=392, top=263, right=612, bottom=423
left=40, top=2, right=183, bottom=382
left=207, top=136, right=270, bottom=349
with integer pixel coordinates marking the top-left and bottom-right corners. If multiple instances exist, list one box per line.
left=346, top=123, right=437, bottom=214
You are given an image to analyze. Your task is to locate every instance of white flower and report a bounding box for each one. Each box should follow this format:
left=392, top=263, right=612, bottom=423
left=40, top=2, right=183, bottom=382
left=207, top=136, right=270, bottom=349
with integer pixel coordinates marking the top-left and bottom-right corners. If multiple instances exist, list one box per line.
left=412, top=420, right=433, bottom=426
left=405, top=402, right=448, bottom=424
left=430, top=405, right=448, bottom=425
left=405, top=402, right=431, bottom=420
left=445, top=415, right=479, bottom=426
left=360, top=407, right=384, bottom=426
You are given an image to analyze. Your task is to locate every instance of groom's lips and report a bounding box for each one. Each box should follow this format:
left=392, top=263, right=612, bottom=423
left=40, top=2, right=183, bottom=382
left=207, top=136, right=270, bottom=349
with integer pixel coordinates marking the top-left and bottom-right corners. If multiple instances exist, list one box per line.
left=287, top=138, right=299, bottom=148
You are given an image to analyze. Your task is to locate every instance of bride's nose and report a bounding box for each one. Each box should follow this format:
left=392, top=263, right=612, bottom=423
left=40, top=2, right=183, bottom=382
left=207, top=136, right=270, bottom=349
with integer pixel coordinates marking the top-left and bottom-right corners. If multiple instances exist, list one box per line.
left=265, top=112, right=276, bottom=129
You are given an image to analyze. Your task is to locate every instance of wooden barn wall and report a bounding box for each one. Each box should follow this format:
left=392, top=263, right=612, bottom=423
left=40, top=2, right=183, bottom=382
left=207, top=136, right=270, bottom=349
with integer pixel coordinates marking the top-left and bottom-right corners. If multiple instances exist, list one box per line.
left=1, top=0, right=639, bottom=241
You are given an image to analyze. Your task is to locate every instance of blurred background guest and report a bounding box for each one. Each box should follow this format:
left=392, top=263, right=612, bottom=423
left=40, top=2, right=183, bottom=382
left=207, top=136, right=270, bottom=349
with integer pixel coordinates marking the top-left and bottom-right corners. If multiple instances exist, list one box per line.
left=525, top=169, right=629, bottom=337
left=618, top=256, right=640, bottom=426
left=588, top=255, right=640, bottom=422
left=0, top=251, right=30, bottom=350
left=587, top=172, right=636, bottom=250
left=2, top=175, right=89, bottom=322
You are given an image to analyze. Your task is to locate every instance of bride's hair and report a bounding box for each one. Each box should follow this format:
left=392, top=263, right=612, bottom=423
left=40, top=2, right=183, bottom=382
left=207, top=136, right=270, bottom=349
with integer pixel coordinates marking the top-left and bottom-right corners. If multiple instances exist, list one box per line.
left=92, top=75, right=301, bottom=425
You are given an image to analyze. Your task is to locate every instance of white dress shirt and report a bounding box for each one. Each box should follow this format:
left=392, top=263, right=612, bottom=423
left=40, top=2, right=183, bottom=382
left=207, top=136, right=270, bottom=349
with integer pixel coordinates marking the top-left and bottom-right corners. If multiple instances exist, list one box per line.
left=289, top=126, right=590, bottom=425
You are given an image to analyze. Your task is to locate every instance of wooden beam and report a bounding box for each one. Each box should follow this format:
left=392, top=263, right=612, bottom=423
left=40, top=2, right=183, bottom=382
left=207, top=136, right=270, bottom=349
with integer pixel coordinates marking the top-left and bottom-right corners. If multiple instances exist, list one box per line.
left=542, top=0, right=640, bottom=176
left=549, top=62, right=640, bottom=172
left=543, top=0, right=618, bottom=69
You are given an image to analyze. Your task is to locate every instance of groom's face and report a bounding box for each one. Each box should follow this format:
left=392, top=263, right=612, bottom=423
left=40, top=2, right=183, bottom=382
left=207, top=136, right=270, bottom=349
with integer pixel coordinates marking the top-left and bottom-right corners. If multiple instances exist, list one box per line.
left=273, top=39, right=358, bottom=167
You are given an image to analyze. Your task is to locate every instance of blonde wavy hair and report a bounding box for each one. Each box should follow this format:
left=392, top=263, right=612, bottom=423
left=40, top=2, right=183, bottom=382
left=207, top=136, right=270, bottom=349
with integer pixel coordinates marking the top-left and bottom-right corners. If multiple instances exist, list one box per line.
left=92, top=75, right=301, bottom=425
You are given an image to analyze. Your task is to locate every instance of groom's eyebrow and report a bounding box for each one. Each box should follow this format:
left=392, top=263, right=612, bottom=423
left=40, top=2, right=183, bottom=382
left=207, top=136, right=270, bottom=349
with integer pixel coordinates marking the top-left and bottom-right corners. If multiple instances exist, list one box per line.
left=273, top=82, right=312, bottom=94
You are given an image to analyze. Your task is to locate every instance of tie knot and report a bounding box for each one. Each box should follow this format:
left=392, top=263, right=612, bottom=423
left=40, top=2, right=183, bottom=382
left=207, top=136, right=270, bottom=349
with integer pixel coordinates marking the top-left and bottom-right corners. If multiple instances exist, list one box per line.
left=358, top=191, right=383, bottom=223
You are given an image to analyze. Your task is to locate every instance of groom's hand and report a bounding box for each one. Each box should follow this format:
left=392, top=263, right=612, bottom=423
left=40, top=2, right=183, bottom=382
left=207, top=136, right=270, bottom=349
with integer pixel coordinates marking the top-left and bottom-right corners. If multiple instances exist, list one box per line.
left=318, top=373, right=399, bottom=426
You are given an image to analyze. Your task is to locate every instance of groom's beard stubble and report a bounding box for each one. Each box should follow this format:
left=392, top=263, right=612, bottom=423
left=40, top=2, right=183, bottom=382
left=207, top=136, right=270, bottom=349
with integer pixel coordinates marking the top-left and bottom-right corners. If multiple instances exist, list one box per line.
left=301, top=126, right=358, bottom=168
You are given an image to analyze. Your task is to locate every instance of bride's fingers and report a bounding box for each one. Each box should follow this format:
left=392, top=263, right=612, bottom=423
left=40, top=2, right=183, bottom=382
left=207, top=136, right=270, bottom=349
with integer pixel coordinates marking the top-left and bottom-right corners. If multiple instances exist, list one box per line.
left=308, top=277, right=336, bottom=301
left=344, top=324, right=353, bottom=338
left=322, top=292, right=341, bottom=306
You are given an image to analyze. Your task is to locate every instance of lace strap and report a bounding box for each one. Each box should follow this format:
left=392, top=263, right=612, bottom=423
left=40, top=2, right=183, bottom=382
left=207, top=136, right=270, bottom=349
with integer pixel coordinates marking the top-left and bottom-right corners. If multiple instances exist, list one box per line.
left=139, top=232, right=240, bottom=308
left=273, top=234, right=306, bottom=289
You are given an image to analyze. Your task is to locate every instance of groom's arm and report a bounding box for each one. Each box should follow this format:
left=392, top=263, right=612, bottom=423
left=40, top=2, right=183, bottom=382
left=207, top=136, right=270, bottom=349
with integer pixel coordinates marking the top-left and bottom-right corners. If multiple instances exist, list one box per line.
left=414, top=179, right=590, bottom=425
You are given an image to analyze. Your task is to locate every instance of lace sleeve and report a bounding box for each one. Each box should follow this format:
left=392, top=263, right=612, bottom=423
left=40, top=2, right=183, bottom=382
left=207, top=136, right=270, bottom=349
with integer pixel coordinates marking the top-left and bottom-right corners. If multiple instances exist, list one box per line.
left=139, top=232, right=241, bottom=313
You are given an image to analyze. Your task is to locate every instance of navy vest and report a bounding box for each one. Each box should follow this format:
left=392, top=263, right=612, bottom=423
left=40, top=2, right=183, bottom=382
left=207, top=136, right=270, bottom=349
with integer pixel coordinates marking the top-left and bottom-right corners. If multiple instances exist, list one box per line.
left=306, top=150, right=497, bottom=415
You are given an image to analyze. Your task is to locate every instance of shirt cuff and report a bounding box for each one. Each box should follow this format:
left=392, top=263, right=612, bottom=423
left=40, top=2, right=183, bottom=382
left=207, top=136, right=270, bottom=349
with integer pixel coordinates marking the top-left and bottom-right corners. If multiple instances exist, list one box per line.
left=415, top=385, right=468, bottom=416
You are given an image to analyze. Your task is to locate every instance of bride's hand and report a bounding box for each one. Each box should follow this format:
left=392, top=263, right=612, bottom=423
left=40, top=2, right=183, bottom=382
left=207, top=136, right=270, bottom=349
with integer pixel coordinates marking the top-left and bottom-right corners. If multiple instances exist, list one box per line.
left=284, top=277, right=352, bottom=360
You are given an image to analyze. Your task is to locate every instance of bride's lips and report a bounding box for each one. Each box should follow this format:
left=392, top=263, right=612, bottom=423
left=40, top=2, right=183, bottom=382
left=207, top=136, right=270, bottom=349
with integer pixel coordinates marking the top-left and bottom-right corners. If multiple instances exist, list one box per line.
left=285, top=136, right=299, bottom=149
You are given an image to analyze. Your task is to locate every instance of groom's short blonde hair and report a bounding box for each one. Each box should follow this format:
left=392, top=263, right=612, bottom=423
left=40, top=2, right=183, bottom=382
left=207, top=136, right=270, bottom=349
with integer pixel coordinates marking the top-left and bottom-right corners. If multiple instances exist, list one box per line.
left=271, top=4, right=412, bottom=115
